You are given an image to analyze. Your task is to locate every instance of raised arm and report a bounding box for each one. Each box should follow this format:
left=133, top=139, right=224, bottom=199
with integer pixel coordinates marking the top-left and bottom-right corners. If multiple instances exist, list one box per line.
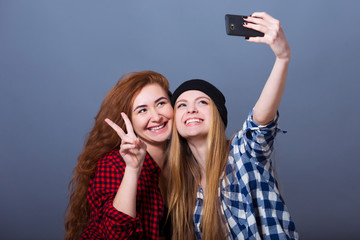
left=105, top=112, right=147, bottom=218
left=244, top=12, right=291, bottom=125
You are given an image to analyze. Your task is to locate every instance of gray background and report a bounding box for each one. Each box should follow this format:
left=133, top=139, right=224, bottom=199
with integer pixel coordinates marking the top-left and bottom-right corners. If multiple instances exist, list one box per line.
left=1, top=0, right=359, bottom=239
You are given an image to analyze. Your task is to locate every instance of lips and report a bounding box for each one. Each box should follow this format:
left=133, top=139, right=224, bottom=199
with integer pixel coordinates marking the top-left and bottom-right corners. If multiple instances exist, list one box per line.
left=148, top=122, right=167, bottom=131
left=185, top=118, right=203, bottom=125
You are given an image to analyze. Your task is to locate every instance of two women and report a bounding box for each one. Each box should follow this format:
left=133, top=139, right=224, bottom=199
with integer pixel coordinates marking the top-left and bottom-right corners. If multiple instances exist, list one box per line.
left=168, top=12, right=298, bottom=239
left=66, top=11, right=298, bottom=240
left=65, top=71, right=173, bottom=239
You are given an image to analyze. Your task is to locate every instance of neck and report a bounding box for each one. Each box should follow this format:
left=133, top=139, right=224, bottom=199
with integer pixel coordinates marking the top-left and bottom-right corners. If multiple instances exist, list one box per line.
left=187, top=137, right=207, bottom=182
left=146, top=141, right=169, bottom=204
left=146, top=142, right=167, bottom=170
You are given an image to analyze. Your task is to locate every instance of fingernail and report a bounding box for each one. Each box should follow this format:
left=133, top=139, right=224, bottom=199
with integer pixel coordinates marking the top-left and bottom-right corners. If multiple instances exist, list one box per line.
left=243, top=16, right=248, bottom=19
left=245, top=37, right=249, bottom=40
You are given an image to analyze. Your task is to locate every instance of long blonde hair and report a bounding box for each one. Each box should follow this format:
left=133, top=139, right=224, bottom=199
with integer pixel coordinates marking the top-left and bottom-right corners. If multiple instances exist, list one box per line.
left=168, top=100, right=229, bottom=240
left=64, top=71, right=171, bottom=240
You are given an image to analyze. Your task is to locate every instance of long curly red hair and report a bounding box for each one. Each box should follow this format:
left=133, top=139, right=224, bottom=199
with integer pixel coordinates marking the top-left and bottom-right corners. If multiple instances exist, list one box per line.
left=64, top=71, right=171, bottom=240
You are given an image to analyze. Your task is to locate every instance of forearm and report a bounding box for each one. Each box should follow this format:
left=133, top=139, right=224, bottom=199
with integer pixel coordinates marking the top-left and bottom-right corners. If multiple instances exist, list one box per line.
left=253, top=56, right=290, bottom=125
left=244, top=12, right=290, bottom=125
left=113, top=166, right=140, bottom=218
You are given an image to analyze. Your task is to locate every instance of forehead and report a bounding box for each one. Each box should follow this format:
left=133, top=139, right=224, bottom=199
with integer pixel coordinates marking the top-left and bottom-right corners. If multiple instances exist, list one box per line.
left=177, top=90, right=209, bottom=101
left=132, top=84, right=167, bottom=106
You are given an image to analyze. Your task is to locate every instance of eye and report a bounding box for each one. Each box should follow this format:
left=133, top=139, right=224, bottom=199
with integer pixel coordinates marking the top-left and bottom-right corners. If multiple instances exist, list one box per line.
left=138, top=108, right=147, bottom=114
left=199, top=100, right=208, bottom=105
left=177, top=103, right=186, bottom=109
left=157, top=101, right=166, bottom=107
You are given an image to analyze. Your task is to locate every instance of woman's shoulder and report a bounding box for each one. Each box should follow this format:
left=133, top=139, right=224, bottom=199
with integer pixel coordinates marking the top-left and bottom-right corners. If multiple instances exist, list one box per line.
left=97, top=149, right=125, bottom=171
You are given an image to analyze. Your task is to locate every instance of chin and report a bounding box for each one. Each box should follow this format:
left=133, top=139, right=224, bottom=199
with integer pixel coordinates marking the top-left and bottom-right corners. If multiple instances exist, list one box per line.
left=148, top=133, right=171, bottom=144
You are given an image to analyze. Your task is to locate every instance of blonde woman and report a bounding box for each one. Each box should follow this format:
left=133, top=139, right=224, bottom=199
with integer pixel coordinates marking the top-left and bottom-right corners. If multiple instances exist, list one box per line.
left=168, top=12, right=298, bottom=239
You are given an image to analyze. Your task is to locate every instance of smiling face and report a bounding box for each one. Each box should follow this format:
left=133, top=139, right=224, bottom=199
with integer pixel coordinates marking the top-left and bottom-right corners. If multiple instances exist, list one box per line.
left=131, top=84, right=173, bottom=147
left=174, top=90, right=211, bottom=141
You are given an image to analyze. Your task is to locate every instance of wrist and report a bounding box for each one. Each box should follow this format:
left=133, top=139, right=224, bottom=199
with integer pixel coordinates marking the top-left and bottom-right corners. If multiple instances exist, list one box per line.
left=276, top=55, right=291, bottom=64
left=124, top=165, right=142, bottom=178
left=277, top=47, right=291, bottom=61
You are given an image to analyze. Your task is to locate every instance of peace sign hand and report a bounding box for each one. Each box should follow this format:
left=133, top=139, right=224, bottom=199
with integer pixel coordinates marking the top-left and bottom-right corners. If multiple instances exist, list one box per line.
left=105, top=112, right=147, bottom=174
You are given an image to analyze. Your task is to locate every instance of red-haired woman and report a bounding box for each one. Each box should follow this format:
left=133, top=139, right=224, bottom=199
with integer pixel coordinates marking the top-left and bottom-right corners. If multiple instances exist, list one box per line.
left=65, top=71, right=173, bottom=239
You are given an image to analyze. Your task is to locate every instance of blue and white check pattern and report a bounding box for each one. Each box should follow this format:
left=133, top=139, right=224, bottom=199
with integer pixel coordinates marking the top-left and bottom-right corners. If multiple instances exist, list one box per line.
left=194, top=110, right=298, bottom=240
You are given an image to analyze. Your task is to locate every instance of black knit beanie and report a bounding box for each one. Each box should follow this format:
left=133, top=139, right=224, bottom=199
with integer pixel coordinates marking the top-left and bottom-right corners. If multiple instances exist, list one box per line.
left=171, top=79, right=228, bottom=127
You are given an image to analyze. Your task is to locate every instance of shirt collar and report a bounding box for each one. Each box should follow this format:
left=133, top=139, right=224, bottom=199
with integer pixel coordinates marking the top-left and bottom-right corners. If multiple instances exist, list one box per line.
left=142, top=152, right=161, bottom=175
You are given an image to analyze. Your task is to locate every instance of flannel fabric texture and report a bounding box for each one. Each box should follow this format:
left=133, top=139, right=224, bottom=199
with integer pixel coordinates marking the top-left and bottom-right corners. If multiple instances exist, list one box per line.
left=194, top=110, right=298, bottom=240
left=80, top=150, right=165, bottom=239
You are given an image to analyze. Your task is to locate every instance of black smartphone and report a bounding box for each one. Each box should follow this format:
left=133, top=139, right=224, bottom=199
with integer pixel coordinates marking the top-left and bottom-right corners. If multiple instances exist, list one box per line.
left=225, top=14, right=264, bottom=38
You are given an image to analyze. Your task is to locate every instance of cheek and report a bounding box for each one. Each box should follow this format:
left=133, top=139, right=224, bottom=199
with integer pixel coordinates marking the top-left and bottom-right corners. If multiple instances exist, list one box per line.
left=174, top=111, right=184, bottom=129
left=131, top=115, right=144, bottom=133
left=158, top=105, right=174, bottom=120
left=165, top=105, right=174, bottom=119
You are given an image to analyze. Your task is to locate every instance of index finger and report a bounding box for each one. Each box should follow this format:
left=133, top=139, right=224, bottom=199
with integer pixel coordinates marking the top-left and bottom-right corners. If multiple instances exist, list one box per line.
left=105, top=118, right=126, bottom=138
left=121, top=112, right=136, bottom=138
left=250, top=12, right=278, bottom=24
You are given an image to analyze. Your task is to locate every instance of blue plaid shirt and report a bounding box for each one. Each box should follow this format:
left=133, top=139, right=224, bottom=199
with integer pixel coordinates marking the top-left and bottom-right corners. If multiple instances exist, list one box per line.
left=194, top=110, right=298, bottom=240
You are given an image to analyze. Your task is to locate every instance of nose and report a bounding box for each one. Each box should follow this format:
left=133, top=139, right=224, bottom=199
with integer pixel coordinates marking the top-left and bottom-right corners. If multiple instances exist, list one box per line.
left=187, top=103, right=198, bottom=113
left=150, top=109, right=161, bottom=122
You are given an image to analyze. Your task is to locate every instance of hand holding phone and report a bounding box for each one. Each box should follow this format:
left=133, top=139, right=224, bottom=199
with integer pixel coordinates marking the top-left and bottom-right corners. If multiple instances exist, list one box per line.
left=225, top=14, right=264, bottom=38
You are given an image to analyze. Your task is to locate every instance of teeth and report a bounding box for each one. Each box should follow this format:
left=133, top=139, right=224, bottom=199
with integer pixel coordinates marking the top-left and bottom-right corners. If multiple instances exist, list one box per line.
left=186, top=119, right=202, bottom=125
left=149, top=123, right=165, bottom=131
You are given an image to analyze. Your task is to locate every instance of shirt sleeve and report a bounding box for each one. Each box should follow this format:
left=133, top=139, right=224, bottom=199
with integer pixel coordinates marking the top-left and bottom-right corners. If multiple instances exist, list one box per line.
left=226, top=110, right=298, bottom=239
left=83, top=154, right=143, bottom=239
left=238, top=109, right=280, bottom=162
left=230, top=109, right=282, bottom=188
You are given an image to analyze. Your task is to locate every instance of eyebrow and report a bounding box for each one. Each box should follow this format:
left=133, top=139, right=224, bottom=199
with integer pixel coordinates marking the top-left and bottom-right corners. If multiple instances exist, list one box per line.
left=176, top=96, right=210, bottom=104
left=133, top=96, right=168, bottom=112
left=155, top=96, right=168, bottom=103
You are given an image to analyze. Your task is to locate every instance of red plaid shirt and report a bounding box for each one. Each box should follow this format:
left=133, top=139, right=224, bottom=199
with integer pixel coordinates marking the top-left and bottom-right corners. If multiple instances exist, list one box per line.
left=80, top=149, right=166, bottom=239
